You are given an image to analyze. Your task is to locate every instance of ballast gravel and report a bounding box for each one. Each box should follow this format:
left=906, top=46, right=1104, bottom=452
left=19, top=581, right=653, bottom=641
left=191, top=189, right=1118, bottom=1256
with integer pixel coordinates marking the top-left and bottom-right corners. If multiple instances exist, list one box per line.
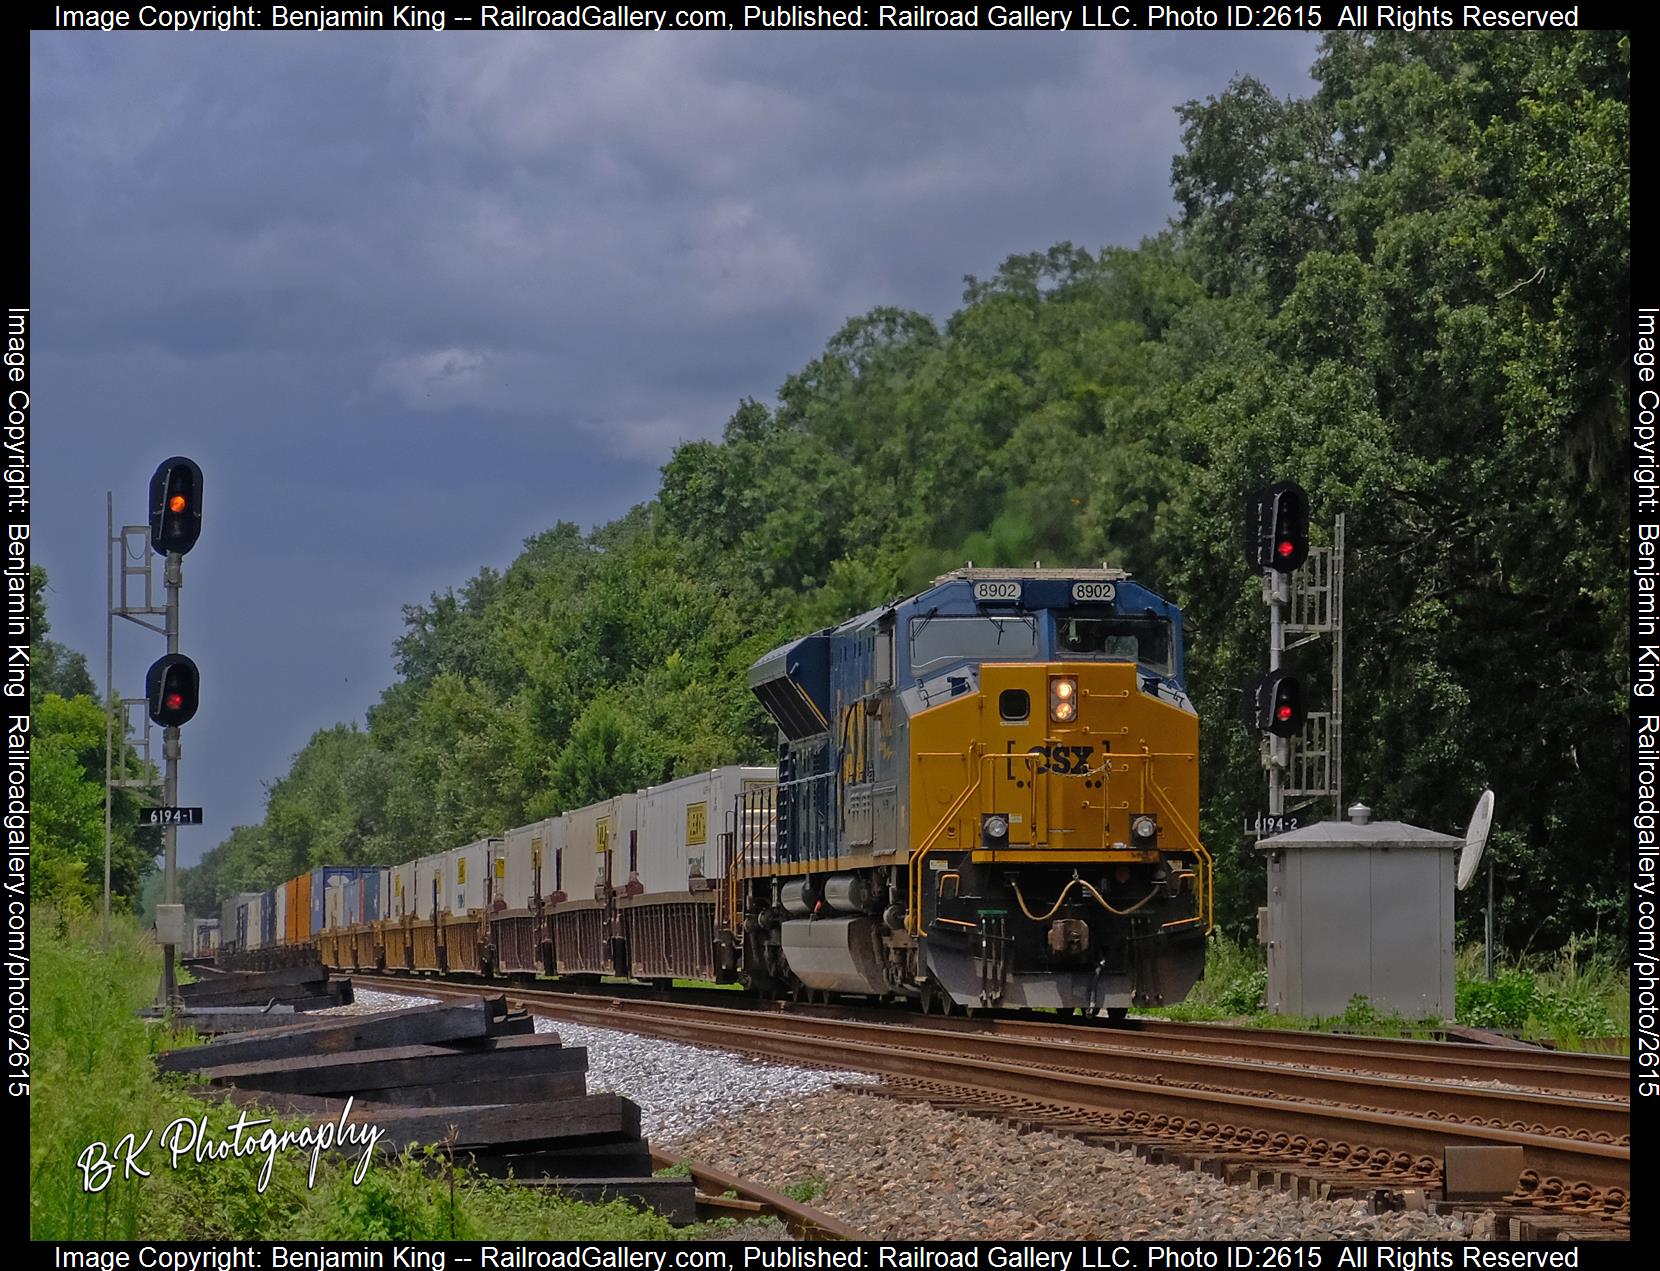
left=311, top=992, right=1496, bottom=1238
left=660, top=1088, right=1487, bottom=1242
left=529, top=1014, right=878, bottom=1138
left=309, top=987, right=436, bottom=1016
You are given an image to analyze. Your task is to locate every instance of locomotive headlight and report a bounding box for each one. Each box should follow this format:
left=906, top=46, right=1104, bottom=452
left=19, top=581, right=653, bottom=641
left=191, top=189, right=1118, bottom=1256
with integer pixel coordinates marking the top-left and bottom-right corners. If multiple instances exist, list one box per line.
left=1132, top=815, right=1158, bottom=843
left=1049, top=676, right=1078, bottom=723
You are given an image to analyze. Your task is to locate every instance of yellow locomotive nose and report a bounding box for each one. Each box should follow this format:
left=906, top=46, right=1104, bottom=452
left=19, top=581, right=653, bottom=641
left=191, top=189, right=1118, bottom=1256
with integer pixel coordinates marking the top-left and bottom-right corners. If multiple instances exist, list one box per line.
left=945, top=661, right=1198, bottom=858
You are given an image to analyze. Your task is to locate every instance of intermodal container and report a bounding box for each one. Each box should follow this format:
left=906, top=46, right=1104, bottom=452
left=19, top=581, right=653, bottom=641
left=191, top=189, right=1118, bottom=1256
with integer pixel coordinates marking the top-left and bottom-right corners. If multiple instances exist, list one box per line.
left=566, top=792, right=636, bottom=898
left=389, top=861, right=416, bottom=920
left=636, top=766, right=776, bottom=895
left=294, top=872, right=312, bottom=943
left=311, top=866, right=371, bottom=935
left=500, top=817, right=567, bottom=909
left=443, top=840, right=490, bottom=915
left=414, top=854, right=445, bottom=920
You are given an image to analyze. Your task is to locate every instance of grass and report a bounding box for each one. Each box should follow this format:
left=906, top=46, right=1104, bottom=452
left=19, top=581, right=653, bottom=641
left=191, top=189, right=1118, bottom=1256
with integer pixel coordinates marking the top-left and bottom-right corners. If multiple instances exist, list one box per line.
left=29, top=911, right=682, bottom=1240
left=781, top=1177, right=827, bottom=1204
left=1139, top=933, right=1628, bottom=1050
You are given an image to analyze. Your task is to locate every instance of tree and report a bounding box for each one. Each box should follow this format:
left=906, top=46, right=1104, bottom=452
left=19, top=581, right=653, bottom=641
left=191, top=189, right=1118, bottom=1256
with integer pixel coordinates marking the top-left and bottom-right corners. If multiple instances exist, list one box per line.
left=30, top=567, right=95, bottom=702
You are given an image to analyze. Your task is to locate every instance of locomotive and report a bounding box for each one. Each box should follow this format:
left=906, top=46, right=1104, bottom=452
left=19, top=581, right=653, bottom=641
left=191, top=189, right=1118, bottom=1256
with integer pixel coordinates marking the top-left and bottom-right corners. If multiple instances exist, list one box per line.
left=733, top=567, right=1210, bottom=1015
left=237, top=568, right=1212, bottom=1016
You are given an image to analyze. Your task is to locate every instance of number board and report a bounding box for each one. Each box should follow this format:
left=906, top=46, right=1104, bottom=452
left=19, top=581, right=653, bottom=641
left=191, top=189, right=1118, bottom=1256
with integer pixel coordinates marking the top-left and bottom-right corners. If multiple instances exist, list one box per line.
left=972, top=580, right=1022, bottom=604
left=143, top=807, right=203, bottom=826
left=1071, top=581, right=1117, bottom=603
left=685, top=801, right=708, bottom=846
left=595, top=818, right=611, bottom=854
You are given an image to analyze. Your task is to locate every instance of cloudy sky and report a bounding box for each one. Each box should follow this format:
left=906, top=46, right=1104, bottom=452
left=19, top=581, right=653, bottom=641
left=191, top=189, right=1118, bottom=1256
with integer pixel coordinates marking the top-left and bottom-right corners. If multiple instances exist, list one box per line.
left=30, top=31, right=1318, bottom=863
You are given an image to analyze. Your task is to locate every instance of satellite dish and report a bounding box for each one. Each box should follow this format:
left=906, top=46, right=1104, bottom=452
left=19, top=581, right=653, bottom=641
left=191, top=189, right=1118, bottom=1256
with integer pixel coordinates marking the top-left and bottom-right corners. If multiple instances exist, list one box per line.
left=1457, top=789, right=1496, bottom=891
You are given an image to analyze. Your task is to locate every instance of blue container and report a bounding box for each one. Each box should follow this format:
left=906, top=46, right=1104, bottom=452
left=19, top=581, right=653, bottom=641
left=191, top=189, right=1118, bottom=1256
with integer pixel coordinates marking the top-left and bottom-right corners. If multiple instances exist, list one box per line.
left=260, top=889, right=277, bottom=947
left=362, top=870, right=383, bottom=923
left=311, top=866, right=370, bottom=936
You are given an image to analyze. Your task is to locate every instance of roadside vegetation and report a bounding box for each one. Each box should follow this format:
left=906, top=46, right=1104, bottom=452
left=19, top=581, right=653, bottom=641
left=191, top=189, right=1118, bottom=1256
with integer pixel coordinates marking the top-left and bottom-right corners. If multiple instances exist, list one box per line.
left=29, top=911, right=682, bottom=1241
left=1141, top=935, right=1628, bottom=1051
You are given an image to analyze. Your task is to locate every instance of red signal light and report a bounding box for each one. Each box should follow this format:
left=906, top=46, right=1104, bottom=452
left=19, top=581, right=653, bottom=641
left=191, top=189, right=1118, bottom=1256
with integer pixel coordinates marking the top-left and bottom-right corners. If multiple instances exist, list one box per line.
left=1277, top=540, right=1294, bottom=557
left=1276, top=704, right=1293, bottom=721
left=166, top=692, right=184, bottom=710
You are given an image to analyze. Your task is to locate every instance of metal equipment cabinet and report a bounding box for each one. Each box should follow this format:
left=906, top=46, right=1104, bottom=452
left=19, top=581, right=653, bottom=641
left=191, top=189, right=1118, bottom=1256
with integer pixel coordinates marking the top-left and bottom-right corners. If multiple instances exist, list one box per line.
left=1256, top=805, right=1460, bottom=1020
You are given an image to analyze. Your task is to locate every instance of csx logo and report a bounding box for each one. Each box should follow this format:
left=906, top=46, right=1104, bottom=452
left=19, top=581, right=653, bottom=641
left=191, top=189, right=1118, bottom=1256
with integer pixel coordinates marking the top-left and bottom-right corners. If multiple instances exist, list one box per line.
left=1027, top=744, right=1096, bottom=775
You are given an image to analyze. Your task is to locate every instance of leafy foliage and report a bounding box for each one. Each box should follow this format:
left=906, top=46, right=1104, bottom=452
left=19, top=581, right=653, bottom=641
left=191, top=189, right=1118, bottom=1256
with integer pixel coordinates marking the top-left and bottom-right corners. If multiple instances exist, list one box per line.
left=183, top=34, right=1627, bottom=955
left=28, top=568, right=158, bottom=909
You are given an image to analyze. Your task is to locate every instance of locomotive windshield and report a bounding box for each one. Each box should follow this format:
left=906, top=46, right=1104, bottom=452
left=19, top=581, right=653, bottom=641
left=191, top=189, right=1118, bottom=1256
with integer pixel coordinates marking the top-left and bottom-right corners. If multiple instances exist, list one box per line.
left=1055, top=613, right=1176, bottom=676
left=910, top=614, right=1040, bottom=672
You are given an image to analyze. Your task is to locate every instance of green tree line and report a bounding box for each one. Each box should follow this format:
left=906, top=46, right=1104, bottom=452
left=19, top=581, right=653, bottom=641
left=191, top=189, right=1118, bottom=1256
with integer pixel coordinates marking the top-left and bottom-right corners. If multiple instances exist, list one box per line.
left=29, top=566, right=160, bottom=908
left=182, top=33, right=1629, bottom=951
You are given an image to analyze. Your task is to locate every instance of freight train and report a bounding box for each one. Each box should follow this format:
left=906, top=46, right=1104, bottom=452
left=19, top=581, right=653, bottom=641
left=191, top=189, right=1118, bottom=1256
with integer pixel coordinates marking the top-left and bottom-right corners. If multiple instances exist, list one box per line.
left=223, top=568, right=1213, bottom=1015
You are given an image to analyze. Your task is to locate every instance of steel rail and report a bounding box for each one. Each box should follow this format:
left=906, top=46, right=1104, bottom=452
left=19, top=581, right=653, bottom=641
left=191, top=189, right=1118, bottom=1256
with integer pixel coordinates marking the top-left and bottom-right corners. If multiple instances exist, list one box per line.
left=351, top=975, right=1627, bottom=1134
left=854, top=1012, right=1632, bottom=1101
left=647, top=1149, right=865, bottom=1240
left=352, top=970, right=1629, bottom=1097
left=350, top=977, right=1630, bottom=1195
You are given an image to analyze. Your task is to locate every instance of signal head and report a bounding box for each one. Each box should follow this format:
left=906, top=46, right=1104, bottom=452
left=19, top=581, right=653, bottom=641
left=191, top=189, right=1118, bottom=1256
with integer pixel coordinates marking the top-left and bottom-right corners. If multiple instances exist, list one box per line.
left=1245, top=480, right=1309, bottom=573
left=1247, top=670, right=1305, bottom=738
left=149, top=457, right=204, bottom=556
left=145, top=653, right=200, bottom=728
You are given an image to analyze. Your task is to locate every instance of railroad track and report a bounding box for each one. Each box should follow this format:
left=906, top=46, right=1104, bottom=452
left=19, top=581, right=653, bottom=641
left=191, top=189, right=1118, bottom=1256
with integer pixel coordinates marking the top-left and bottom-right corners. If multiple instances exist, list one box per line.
left=349, top=973, right=1629, bottom=1239
left=351, top=968, right=1630, bottom=1099
left=648, top=1150, right=864, bottom=1239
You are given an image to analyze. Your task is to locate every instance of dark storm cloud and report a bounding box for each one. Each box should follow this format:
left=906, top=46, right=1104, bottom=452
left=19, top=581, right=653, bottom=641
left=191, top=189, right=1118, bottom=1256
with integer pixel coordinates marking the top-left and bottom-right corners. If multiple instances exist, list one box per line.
left=30, top=30, right=1316, bottom=858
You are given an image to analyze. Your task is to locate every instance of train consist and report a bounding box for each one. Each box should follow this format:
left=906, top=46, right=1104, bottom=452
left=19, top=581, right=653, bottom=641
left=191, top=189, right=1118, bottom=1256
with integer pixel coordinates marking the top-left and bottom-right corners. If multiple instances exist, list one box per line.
left=224, top=568, right=1213, bottom=1015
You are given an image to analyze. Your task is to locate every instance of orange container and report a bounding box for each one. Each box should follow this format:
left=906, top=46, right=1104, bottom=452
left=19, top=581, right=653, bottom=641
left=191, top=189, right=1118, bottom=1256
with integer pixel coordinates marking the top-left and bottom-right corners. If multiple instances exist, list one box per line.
left=282, top=876, right=298, bottom=944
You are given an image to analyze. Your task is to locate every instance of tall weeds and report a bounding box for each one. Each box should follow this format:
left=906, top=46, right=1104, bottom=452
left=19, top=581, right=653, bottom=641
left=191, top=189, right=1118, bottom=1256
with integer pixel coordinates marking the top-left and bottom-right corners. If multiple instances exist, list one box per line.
left=30, top=913, right=676, bottom=1240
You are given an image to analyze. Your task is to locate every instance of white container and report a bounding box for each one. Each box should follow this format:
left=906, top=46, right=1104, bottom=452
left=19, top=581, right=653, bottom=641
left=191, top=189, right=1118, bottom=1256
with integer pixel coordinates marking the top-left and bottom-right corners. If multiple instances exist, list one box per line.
left=273, top=884, right=288, bottom=946
left=241, top=894, right=264, bottom=950
left=565, top=792, right=636, bottom=893
left=443, top=839, right=490, bottom=915
left=635, top=766, right=777, bottom=895
left=414, top=853, right=446, bottom=919
left=389, top=861, right=417, bottom=920
left=500, top=817, right=565, bottom=910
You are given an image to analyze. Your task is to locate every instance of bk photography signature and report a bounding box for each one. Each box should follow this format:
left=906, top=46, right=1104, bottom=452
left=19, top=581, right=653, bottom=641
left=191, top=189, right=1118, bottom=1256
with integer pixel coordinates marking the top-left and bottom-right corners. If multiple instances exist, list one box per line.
left=78, top=1097, right=387, bottom=1193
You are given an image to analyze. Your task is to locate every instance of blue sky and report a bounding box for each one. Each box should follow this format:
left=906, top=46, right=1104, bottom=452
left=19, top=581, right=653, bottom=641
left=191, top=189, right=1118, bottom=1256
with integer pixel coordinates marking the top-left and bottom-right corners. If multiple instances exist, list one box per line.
left=30, top=30, right=1317, bottom=862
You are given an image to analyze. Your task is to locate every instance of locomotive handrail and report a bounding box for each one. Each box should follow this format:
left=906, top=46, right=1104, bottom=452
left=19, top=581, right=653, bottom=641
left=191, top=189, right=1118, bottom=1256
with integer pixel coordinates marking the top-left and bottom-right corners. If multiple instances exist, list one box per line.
left=907, top=753, right=985, bottom=935
left=726, top=788, right=780, bottom=930
left=1115, top=747, right=1214, bottom=933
